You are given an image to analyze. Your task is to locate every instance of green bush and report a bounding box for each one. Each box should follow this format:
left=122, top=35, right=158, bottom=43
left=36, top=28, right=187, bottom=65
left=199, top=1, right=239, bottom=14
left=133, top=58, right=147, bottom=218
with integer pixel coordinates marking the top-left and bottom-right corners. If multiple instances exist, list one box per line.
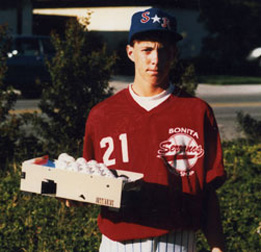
left=236, top=111, right=261, bottom=143
left=197, top=141, right=261, bottom=251
left=0, top=24, right=17, bottom=116
left=0, top=25, right=44, bottom=166
left=29, top=17, right=116, bottom=158
left=170, top=58, right=198, bottom=96
left=0, top=14, right=116, bottom=166
left=0, top=164, right=101, bottom=252
left=221, top=142, right=261, bottom=251
left=0, top=24, right=19, bottom=169
left=198, top=0, right=261, bottom=76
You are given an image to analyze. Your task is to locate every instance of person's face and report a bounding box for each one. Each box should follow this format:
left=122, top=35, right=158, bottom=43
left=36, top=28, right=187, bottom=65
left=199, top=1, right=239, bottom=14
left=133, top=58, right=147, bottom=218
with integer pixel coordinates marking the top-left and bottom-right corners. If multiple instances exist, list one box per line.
left=126, top=39, right=177, bottom=87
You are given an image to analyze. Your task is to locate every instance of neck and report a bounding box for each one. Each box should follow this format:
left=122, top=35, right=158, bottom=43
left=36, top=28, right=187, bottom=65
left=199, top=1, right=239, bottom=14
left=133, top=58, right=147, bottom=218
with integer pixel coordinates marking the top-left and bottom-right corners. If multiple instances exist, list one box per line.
left=132, top=76, right=170, bottom=97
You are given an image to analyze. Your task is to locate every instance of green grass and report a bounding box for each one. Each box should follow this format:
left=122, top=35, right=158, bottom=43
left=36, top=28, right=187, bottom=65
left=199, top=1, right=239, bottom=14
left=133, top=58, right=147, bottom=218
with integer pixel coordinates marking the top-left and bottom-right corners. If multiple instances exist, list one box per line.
left=198, top=75, right=261, bottom=85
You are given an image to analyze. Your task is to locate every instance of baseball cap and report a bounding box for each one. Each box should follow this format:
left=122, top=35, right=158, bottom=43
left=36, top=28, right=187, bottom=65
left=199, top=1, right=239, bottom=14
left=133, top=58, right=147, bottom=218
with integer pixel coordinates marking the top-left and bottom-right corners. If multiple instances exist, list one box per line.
left=128, top=8, right=183, bottom=44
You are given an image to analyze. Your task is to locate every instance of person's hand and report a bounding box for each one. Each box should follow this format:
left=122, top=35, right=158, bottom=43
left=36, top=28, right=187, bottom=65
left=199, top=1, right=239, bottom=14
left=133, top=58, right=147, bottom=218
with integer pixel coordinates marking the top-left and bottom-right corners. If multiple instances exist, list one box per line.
left=57, top=198, right=86, bottom=207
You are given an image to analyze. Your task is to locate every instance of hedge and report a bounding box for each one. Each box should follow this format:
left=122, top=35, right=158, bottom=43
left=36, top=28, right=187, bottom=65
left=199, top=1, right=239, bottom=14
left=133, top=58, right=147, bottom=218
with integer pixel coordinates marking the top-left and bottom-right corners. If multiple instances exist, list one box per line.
left=197, top=142, right=261, bottom=251
left=0, top=163, right=101, bottom=252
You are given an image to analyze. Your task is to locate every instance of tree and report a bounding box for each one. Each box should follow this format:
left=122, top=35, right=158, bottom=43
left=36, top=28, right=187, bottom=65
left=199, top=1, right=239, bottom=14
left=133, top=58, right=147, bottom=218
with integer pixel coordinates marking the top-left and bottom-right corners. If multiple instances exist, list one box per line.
left=35, top=16, right=116, bottom=157
left=170, top=58, right=198, bottom=95
left=198, top=0, right=261, bottom=75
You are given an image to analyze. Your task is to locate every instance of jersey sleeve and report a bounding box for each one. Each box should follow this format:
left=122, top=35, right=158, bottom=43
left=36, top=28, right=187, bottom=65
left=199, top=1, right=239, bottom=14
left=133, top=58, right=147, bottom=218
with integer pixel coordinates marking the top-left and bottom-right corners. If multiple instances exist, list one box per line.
left=204, top=106, right=226, bottom=190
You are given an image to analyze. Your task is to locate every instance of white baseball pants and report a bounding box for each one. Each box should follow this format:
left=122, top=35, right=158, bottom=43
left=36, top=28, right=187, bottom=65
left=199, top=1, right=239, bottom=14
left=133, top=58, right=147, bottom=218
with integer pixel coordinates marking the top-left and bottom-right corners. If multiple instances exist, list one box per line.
left=99, top=230, right=196, bottom=252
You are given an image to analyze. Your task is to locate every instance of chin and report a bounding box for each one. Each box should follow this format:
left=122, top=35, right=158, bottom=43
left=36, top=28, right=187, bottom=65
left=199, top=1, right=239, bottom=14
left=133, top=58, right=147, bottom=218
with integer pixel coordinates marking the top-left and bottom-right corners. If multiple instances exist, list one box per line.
left=148, top=75, right=167, bottom=85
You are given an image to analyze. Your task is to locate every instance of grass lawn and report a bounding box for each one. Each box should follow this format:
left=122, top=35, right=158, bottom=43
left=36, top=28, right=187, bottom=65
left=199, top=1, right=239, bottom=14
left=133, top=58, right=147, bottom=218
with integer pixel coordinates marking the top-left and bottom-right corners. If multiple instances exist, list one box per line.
left=198, top=75, right=261, bottom=85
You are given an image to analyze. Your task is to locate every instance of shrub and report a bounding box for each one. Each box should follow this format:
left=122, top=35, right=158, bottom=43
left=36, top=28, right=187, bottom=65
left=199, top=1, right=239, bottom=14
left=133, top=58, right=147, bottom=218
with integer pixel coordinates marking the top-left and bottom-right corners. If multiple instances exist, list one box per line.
left=0, top=24, right=19, bottom=169
left=197, top=141, right=261, bottom=251
left=236, top=111, right=261, bottom=143
left=170, top=58, right=198, bottom=96
left=13, top=113, right=46, bottom=162
left=32, top=16, right=116, bottom=158
left=0, top=24, right=44, bottom=167
left=0, top=163, right=101, bottom=252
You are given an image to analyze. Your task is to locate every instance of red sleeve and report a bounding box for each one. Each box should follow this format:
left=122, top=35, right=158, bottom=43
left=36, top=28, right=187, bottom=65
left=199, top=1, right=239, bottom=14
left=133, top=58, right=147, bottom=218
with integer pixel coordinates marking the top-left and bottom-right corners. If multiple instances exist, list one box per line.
left=204, top=106, right=226, bottom=189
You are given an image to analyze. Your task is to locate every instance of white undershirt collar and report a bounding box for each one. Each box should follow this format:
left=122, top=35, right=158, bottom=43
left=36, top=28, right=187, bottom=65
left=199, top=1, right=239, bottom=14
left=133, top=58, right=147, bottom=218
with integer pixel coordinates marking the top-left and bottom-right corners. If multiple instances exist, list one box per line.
left=129, top=84, right=175, bottom=111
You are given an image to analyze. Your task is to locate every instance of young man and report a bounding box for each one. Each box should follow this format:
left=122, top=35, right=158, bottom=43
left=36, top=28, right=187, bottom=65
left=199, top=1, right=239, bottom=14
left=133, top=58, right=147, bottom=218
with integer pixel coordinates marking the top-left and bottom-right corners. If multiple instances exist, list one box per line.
left=83, top=8, right=226, bottom=252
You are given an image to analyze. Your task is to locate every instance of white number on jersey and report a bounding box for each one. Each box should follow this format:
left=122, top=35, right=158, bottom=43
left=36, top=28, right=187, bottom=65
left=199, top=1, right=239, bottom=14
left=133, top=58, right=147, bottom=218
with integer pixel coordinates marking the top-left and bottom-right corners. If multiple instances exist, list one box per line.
left=100, top=137, right=116, bottom=166
left=100, top=133, right=129, bottom=166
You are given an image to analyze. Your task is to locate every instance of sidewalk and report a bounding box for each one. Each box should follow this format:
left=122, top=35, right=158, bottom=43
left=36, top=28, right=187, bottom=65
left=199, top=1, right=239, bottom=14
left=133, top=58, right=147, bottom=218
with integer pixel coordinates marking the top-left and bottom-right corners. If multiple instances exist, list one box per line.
left=109, top=76, right=261, bottom=95
left=196, top=84, right=261, bottom=96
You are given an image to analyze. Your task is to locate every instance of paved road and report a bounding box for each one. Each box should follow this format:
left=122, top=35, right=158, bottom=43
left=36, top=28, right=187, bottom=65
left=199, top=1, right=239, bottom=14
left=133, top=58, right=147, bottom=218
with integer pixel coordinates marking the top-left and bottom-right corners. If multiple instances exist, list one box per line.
left=196, top=85, right=261, bottom=140
left=13, top=76, right=261, bottom=141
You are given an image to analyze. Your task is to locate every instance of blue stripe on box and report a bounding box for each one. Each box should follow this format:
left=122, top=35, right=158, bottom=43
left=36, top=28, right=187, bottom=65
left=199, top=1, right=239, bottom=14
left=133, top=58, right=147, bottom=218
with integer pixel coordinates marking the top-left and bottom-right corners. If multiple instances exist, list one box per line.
left=43, top=160, right=56, bottom=168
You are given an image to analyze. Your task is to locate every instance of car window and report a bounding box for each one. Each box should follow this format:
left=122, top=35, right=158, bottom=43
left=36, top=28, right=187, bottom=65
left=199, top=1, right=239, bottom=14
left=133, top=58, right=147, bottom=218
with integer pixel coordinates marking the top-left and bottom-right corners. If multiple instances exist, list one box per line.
left=14, top=38, right=40, bottom=56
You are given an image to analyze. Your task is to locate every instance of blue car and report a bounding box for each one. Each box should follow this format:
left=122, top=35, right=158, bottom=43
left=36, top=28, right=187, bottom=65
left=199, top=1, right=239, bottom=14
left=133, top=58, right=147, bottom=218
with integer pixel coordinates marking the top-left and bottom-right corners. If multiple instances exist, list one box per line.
left=4, top=35, right=54, bottom=98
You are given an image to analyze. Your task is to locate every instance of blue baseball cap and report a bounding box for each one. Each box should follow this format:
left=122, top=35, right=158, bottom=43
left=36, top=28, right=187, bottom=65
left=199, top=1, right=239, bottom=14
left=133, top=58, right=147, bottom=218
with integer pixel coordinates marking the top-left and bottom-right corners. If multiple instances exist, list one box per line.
left=128, top=8, right=183, bottom=44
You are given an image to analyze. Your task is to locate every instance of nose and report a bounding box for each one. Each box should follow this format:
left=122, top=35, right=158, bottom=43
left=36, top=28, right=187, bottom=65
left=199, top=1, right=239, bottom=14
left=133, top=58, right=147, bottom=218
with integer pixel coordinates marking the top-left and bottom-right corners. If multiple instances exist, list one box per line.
left=151, top=50, right=159, bottom=66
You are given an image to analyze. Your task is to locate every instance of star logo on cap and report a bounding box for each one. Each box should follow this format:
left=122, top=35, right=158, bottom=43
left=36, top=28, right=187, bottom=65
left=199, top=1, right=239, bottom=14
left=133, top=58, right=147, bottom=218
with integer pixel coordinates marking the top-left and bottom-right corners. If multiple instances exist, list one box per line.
left=151, top=14, right=161, bottom=23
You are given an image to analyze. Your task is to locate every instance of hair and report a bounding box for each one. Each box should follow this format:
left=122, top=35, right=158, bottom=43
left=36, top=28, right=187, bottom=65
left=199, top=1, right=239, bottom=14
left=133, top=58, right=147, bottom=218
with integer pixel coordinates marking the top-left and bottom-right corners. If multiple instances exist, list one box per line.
left=129, top=30, right=177, bottom=47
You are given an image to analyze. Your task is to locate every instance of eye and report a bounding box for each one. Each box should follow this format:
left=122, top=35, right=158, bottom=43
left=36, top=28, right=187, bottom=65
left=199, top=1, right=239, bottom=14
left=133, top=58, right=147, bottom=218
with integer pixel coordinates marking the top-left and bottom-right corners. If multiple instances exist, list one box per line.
left=142, top=48, right=152, bottom=52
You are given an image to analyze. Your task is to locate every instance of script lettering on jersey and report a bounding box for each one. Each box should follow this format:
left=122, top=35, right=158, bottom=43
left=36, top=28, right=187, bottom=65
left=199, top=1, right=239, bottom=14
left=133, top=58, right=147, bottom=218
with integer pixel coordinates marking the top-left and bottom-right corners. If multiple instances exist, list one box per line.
left=158, top=143, right=204, bottom=157
left=157, top=127, right=204, bottom=176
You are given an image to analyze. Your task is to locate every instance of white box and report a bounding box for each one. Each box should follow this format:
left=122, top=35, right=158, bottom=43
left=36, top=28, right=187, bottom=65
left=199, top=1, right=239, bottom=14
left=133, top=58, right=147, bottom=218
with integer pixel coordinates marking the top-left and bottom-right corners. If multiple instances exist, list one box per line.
left=20, top=158, right=144, bottom=208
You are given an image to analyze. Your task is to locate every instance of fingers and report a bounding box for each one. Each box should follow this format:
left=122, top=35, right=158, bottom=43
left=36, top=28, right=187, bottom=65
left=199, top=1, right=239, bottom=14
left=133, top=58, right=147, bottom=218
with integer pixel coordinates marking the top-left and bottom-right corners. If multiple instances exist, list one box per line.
left=64, top=199, right=83, bottom=207
left=65, top=199, right=71, bottom=207
left=56, top=198, right=84, bottom=207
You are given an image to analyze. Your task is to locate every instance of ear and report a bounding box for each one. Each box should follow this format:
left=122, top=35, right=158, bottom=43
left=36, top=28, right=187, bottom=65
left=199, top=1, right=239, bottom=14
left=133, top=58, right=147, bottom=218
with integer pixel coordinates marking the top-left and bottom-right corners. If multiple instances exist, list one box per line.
left=126, top=45, right=135, bottom=62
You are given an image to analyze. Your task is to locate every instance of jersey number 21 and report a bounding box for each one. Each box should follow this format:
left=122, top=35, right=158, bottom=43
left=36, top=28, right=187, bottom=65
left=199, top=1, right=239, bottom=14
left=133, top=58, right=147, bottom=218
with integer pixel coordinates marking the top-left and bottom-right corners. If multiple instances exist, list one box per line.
left=100, top=133, right=129, bottom=166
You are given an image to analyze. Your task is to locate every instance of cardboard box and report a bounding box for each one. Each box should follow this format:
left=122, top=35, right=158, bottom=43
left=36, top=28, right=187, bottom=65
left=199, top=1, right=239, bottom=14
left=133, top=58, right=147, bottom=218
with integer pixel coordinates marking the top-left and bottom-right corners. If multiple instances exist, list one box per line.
left=20, top=158, right=144, bottom=208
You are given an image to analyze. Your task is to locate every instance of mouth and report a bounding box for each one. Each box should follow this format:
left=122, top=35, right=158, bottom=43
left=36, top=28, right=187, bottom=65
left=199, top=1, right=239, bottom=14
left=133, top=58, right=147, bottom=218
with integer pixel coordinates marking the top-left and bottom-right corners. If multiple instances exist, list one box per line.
left=147, top=69, right=160, bottom=75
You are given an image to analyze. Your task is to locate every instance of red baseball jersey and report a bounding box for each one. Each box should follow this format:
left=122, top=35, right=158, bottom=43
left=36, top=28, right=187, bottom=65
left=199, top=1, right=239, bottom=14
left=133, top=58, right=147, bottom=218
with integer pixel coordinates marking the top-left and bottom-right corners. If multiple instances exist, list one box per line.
left=83, top=87, right=226, bottom=241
